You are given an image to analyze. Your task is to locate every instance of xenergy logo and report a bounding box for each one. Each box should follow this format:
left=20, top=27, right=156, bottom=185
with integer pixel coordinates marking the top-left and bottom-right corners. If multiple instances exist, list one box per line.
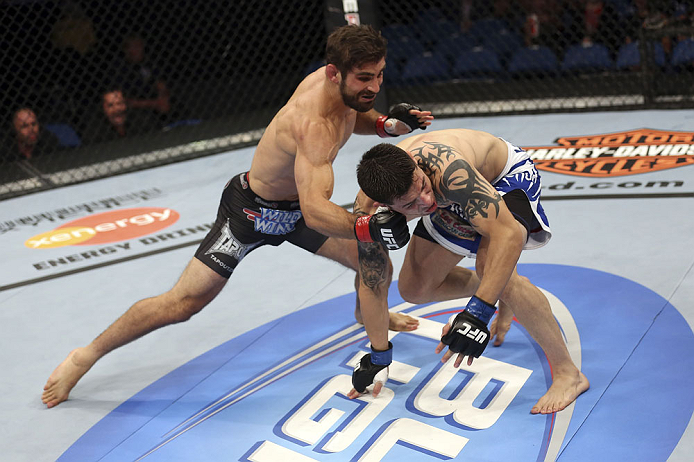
left=525, top=129, right=694, bottom=177
left=25, top=207, right=179, bottom=249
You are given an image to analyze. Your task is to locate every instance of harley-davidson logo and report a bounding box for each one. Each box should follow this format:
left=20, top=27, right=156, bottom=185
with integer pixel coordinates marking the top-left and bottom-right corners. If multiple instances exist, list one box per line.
left=524, top=129, right=694, bottom=177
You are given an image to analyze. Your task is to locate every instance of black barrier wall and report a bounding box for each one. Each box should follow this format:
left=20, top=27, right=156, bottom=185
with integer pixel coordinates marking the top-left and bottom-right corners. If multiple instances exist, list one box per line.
left=1, top=0, right=693, bottom=200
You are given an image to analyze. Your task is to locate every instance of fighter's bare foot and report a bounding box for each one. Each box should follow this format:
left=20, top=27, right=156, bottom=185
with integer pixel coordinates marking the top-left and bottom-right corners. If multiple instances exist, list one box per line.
left=42, top=348, right=95, bottom=408
left=531, top=370, right=590, bottom=414
left=389, top=312, right=419, bottom=331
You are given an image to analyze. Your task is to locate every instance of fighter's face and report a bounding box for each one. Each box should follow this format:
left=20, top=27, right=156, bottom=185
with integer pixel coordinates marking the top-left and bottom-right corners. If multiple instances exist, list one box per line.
left=339, top=58, right=385, bottom=112
left=389, top=165, right=438, bottom=217
left=13, top=109, right=39, bottom=146
left=103, top=91, right=127, bottom=127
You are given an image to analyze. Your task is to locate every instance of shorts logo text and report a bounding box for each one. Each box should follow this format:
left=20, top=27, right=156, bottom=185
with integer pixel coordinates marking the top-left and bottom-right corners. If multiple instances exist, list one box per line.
left=205, top=219, right=254, bottom=260
left=243, top=208, right=302, bottom=235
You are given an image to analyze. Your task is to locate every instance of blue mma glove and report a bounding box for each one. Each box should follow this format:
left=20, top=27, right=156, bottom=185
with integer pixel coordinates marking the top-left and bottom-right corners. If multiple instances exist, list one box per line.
left=352, top=342, right=393, bottom=393
left=440, top=296, right=496, bottom=359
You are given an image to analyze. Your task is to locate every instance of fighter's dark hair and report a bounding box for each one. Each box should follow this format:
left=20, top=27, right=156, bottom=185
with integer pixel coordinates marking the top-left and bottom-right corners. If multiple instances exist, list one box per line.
left=325, top=24, right=387, bottom=75
left=357, top=143, right=416, bottom=204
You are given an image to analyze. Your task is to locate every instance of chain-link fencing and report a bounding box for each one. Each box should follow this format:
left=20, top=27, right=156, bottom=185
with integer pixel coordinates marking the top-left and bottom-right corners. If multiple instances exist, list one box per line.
left=2, top=0, right=693, bottom=200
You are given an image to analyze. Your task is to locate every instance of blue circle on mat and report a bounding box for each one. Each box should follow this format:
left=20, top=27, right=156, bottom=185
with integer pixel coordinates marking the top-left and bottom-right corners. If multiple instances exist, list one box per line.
left=58, top=264, right=694, bottom=461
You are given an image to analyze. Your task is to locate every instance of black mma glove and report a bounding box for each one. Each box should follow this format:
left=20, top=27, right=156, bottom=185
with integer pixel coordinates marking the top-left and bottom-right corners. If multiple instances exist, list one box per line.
left=352, top=342, right=392, bottom=393
left=440, top=296, right=496, bottom=359
left=376, top=103, right=427, bottom=138
left=354, top=208, right=409, bottom=250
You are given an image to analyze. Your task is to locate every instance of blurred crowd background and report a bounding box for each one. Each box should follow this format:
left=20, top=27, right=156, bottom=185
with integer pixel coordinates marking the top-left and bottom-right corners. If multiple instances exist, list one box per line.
left=1, top=0, right=693, bottom=199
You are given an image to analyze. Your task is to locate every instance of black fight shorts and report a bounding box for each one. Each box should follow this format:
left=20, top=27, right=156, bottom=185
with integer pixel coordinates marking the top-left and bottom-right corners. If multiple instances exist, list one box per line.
left=194, top=172, right=329, bottom=278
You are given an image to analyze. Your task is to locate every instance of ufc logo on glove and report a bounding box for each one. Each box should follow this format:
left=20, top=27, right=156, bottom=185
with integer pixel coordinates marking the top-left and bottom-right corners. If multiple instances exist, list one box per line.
left=380, top=229, right=399, bottom=250
left=456, top=322, right=489, bottom=343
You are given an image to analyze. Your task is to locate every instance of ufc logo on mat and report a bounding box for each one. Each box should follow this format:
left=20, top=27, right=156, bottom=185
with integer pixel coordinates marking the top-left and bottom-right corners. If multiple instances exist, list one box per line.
left=456, top=322, right=488, bottom=343
left=380, top=229, right=399, bottom=250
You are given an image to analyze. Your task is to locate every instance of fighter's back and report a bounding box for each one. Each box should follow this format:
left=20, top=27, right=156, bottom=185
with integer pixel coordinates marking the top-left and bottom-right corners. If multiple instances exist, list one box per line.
left=397, top=128, right=508, bottom=182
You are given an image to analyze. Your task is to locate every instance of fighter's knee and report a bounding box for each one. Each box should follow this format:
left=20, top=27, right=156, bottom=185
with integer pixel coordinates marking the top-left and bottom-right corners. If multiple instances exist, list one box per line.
left=169, top=295, right=207, bottom=323
left=398, top=278, right=432, bottom=304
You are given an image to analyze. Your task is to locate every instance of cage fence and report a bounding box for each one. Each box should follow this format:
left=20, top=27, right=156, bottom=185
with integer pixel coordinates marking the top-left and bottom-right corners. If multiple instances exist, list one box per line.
left=1, top=0, right=692, bottom=200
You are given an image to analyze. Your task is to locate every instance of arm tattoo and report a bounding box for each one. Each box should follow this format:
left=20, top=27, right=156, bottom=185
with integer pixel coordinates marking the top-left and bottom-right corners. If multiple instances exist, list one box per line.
left=439, top=159, right=502, bottom=222
left=353, top=196, right=389, bottom=290
left=358, top=242, right=388, bottom=290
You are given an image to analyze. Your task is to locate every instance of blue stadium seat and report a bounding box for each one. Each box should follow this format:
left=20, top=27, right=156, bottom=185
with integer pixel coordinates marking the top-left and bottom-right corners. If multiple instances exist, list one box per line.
left=44, top=123, right=81, bottom=147
left=381, top=24, right=417, bottom=43
left=416, top=7, right=445, bottom=25
left=417, top=19, right=461, bottom=45
left=508, top=46, right=559, bottom=74
left=482, top=30, right=522, bottom=60
left=469, top=18, right=510, bottom=44
left=615, top=41, right=665, bottom=69
left=452, top=48, right=502, bottom=77
left=672, top=38, right=694, bottom=68
left=163, top=119, right=202, bottom=131
left=562, top=43, right=613, bottom=73
left=387, top=36, right=426, bottom=65
left=385, top=55, right=405, bottom=86
left=433, top=33, right=476, bottom=63
left=401, top=52, right=451, bottom=82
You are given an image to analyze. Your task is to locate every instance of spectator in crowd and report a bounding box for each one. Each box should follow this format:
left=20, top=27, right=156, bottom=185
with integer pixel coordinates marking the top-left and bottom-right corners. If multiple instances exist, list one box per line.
left=50, top=0, right=97, bottom=58
left=562, top=0, right=623, bottom=55
left=620, top=0, right=679, bottom=56
left=49, top=0, right=105, bottom=117
left=112, top=34, right=172, bottom=125
left=81, top=87, right=157, bottom=144
left=520, top=0, right=563, bottom=53
left=492, top=0, right=525, bottom=30
left=1, top=108, right=61, bottom=162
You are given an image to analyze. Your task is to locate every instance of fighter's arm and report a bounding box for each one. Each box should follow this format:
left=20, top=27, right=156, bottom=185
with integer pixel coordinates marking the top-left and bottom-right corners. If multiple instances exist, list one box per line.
left=348, top=190, right=392, bottom=399
left=295, top=119, right=411, bottom=247
left=353, top=106, right=433, bottom=136
left=294, top=119, right=356, bottom=239
left=438, top=156, right=524, bottom=304
left=353, top=191, right=391, bottom=351
left=434, top=154, right=524, bottom=366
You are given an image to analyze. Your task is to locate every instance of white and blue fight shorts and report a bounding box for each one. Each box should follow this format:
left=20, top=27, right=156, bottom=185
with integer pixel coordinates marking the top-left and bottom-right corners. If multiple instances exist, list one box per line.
left=414, top=139, right=551, bottom=259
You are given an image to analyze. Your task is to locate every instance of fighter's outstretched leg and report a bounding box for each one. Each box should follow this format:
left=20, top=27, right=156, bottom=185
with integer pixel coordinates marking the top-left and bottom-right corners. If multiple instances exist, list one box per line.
left=42, top=258, right=227, bottom=408
left=500, top=271, right=589, bottom=414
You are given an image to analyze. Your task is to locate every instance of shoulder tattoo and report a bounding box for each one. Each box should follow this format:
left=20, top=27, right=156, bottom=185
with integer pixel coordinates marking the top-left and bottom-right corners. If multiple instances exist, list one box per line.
left=439, top=158, right=502, bottom=221
left=410, top=141, right=456, bottom=177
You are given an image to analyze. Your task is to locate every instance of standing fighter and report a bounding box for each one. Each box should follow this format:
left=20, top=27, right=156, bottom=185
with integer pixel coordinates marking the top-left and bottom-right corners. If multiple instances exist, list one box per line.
left=351, top=128, right=589, bottom=414
left=42, top=24, right=434, bottom=408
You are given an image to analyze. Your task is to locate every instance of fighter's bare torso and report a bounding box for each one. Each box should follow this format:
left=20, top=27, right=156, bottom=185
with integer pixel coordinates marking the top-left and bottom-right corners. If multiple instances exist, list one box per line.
left=247, top=67, right=356, bottom=201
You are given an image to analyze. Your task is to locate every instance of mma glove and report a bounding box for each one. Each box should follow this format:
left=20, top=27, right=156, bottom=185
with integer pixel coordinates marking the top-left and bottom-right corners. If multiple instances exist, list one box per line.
left=354, top=209, right=410, bottom=250
left=440, top=296, right=496, bottom=359
left=352, top=342, right=392, bottom=393
left=376, top=103, right=427, bottom=138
